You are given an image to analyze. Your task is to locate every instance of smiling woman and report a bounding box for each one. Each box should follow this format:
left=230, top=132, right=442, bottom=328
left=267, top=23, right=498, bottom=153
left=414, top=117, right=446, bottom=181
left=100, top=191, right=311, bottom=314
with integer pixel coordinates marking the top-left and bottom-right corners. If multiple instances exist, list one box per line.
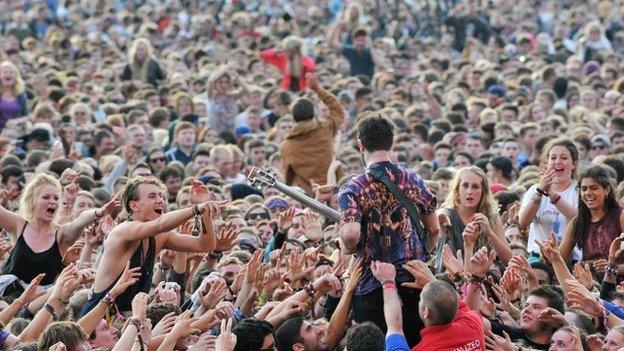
left=559, top=165, right=624, bottom=262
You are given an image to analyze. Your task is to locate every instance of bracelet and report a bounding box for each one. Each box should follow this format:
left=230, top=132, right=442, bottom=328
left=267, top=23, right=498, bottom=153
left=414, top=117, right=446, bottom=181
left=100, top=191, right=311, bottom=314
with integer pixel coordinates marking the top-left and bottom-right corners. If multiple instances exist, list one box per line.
left=550, top=194, right=561, bottom=205
left=606, top=264, right=619, bottom=277
left=382, top=281, right=396, bottom=289
left=44, top=303, right=58, bottom=321
left=303, top=283, right=316, bottom=298
left=192, top=204, right=202, bottom=216
left=104, top=292, right=116, bottom=304
left=128, top=317, right=143, bottom=330
left=468, top=274, right=485, bottom=284
left=536, top=188, right=549, bottom=197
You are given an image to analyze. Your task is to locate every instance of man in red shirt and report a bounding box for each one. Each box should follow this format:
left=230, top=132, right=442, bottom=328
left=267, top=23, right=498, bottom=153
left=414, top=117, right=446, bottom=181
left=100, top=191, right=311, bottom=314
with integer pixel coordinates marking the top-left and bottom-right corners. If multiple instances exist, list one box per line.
left=373, top=247, right=493, bottom=351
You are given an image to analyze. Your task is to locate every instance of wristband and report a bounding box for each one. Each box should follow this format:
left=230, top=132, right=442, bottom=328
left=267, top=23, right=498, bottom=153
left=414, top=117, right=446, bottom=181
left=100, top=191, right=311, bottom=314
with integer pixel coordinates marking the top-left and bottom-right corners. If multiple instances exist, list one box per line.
left=536, top=188, right=549, bottom=197
left=303, top=283, right=316, bottom=298
left=382, top=281, right=396, bottom=289
left=128, top=317, right=143, bottom=330
left=44, top=303, right=58, bottom=321
left=192, top=204, right=202, bottom=216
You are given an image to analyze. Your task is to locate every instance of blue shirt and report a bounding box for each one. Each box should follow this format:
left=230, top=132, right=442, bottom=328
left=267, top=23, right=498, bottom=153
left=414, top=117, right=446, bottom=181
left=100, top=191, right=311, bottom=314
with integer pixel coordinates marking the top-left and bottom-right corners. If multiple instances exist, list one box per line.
left=165, top=146, right=194, bottom=165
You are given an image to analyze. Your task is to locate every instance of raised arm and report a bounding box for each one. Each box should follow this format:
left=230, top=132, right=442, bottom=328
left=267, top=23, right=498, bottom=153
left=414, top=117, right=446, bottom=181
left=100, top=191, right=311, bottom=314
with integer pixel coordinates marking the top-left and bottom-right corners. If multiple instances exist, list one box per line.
left=326, top=259, right=363, bottom=349
left=163, top=203, right=220, bottom=253
left=78, top=263, right=141, bottom=336
left=306, top=73, right=345, bottom=130
left=538, top=232, right=574, bottom=294
left=371, top=261, right=403, bottom=336
left=558, top=217, right=577, bottom=262
left=0, top=205, right=26, bottom=239
left=118, top=201, right=223, bottom=242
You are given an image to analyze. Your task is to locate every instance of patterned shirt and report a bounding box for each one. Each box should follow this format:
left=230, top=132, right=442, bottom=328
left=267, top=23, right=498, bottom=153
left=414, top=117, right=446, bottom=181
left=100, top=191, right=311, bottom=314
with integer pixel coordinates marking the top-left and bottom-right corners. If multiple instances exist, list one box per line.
left=339, top=161, right=437, bottom=295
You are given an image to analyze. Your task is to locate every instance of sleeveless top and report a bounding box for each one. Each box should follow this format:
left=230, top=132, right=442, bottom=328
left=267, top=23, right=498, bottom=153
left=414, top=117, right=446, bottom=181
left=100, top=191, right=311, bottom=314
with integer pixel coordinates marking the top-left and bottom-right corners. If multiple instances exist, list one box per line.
left=85, top=236, right=156, bottom=313
left=4, top=223, right=64, bottom=285
left=582, top=208, right=623, bottom=261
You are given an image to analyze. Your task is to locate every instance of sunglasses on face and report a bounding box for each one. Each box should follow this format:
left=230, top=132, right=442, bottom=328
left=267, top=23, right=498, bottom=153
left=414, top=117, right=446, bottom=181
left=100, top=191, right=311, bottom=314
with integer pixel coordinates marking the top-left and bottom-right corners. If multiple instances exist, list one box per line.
left=150, top=157, right=166, bottom=163
left=247, top=212, right=270, bottom=220
left=592, top=144, right=607, bottom=150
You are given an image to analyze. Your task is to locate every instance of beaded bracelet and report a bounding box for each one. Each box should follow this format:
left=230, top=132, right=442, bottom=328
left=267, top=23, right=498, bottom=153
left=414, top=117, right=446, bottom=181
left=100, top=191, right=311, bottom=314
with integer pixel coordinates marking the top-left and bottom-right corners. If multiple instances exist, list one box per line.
left=606, top=264, right=619, bottom=277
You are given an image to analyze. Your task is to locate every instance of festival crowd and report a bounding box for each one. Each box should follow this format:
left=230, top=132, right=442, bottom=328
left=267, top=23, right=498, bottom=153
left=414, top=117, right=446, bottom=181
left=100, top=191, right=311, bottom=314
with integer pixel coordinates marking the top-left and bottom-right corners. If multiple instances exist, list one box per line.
left=1, top=0, right=624, bottom=350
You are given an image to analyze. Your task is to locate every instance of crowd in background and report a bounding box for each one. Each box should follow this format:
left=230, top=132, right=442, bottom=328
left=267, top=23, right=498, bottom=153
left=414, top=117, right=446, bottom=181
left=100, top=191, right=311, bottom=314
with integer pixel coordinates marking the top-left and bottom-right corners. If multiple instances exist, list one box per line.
left=0, top=0, right=624, bottom=350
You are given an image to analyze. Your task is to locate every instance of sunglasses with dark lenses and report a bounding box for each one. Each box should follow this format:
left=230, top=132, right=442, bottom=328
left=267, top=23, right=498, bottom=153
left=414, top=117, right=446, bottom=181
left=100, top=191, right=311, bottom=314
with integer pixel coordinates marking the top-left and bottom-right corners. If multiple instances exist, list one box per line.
left=247, top=212, right=270, bottom=220
left=150, top=157, right=166, bottom=163
left=592, top=144, right=607, bottom=150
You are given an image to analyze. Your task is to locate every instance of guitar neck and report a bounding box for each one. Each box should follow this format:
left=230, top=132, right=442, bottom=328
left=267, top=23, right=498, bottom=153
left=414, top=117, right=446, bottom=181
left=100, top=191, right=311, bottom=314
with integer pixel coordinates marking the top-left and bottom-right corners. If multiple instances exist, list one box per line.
left=273, top=181, right=341, bottom=222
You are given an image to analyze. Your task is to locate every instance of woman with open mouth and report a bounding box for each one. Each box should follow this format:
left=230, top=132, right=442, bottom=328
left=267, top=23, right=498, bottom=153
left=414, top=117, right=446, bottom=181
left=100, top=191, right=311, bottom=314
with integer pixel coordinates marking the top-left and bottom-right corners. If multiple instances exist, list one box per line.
left=0, top=173, right=118, bottom=297
left=0, top=60, right=29, bottom=131
left=519, top=138, right=580, bottom=264
left=435, top=166, right=512, bottom=270
left=558, top=165, right=624, bottom=264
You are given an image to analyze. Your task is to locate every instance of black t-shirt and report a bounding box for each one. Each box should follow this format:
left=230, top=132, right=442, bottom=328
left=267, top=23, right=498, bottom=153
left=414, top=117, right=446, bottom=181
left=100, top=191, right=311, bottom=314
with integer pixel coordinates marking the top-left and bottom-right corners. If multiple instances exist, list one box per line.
left=489, top=319, right=550, bottom=350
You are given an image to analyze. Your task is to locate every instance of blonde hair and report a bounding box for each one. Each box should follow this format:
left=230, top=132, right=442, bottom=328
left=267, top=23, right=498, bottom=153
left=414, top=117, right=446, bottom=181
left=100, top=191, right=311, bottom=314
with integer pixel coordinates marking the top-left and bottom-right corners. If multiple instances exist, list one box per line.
left=207, top=67, right=233, bottom=98
left=442, top=166, right=499, bottom=249
left=19, top=173, right=62, bottom=222
left=128, top=37, right=155, bottom=83
left=0, top=61, right=25, bottom=95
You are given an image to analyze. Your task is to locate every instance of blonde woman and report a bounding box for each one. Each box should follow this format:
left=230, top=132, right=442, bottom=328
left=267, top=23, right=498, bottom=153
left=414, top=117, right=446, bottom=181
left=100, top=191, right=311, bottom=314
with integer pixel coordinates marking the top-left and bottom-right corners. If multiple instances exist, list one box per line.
left=260, top=35, right=316, bottom=92
left=577, top=21, right=613, bottom=62
left=436, top=166, right=512, bottom=265
left=0, top=173, right=118, bottom=292
left=0, top=61, right=28, bottom=129
left=120, top=37, right=165, bottom=86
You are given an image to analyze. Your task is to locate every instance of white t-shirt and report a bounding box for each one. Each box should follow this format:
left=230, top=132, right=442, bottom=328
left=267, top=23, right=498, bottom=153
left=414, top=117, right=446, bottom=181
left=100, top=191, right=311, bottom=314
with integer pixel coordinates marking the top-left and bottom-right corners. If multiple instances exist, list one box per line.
left=522, top=181, right=581, bottom=260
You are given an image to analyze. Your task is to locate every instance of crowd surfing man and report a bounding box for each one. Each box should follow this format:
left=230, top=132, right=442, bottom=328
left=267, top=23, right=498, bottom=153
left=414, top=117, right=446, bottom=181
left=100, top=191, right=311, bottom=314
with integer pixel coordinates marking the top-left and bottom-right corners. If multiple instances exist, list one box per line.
left=339, top=112, right=441, bottom=345
left=1, top=0, right=624, bottom=350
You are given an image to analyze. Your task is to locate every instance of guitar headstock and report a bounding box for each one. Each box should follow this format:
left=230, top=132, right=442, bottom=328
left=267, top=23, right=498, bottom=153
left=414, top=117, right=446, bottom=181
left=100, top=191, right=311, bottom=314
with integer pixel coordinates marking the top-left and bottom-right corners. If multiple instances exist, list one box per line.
left=247, top=166, right=277, bottom=190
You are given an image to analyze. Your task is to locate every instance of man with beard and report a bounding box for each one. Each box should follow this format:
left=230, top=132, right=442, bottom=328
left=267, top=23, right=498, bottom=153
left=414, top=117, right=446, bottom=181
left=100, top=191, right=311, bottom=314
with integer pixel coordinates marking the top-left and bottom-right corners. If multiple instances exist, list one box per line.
left=81, top=177, right=223, bottom=314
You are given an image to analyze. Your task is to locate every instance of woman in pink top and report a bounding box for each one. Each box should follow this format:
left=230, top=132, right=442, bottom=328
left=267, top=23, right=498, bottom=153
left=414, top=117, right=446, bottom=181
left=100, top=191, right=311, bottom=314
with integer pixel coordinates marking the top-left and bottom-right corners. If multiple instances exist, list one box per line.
left=260, top=35, right=316, bottom=92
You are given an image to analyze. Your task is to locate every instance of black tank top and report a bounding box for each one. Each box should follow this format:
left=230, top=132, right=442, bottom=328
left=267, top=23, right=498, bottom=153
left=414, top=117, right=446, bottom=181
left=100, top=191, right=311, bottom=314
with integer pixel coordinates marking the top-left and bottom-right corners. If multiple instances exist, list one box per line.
left=4, top=223, right=64, bottom=285
left=102, top=237, right=156, bottom=312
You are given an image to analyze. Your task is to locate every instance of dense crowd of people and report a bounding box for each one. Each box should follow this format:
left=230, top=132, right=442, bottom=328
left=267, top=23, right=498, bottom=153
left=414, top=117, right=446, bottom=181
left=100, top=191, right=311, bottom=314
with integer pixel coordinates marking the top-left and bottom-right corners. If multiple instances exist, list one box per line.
left=0, top=0, right=624, bottom=350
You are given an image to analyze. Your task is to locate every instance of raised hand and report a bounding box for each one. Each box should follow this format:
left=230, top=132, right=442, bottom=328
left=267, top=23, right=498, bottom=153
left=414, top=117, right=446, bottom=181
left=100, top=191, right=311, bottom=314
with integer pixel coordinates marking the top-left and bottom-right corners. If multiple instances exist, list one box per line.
left=98, top=215, right=117, bottom=237
left=109, top=262, right=141, bottom=297
left=302, top=212, right=322, bottom=242
left=201, top=280, right=228, bottom=310
left=152, top=311, right=177, bottom=337
left=536, top=307, right=567, bottom=328
left=312, top=273, right=342, bottom=295
left=171, top=309, right=200, bottom=338
left=536, top=232, right=561, bottom=263
left=471, top=213, right=494, bottom=237
left=305, top=72, right=319, bottom=91
left=215, top=225, right=238, bottom=252
left=191, top=180, right=215, bottom=204
left=442, top=243, right=464, bottom=280
left=484, top=330, right=515, bottom=351
left=573, top=262, right=594, bottom=290
left=99, top=194, right=121, bottom=216
left=344, top=257, right=363, bottom=293
left=462, top=221, right=480, bottom=247
left=131, top=292, right=149, bottom=322
left=313, top=183, right=334, bottom=203
left=62, top=241, right=85, bottom=266
left=278, top=208, right=297, bottom=232
left=469, top=246, right=496, bottom=277
left=538, top=165, right=556, bottom=194
left=216, top=318, right=237, bottom=351
left=402, top=260, right=435, bottom=289
left=370, top=261, right=396, bottom=283
left=608, top=234, right=624, bottom=264
left=15, top=273, right=46, bottom=306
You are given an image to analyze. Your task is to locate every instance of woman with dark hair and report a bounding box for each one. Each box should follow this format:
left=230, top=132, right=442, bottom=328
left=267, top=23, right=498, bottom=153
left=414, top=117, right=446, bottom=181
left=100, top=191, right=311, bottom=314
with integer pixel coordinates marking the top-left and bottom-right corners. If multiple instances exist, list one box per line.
left=486, top=156, right=514, bottom=187
left=559, top=165, right=624, bottom=262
